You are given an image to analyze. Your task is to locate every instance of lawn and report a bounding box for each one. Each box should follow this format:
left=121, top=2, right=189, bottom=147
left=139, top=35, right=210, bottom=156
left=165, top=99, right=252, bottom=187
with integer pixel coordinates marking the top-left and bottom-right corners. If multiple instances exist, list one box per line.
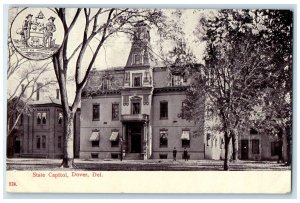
left=6, top=158, right=291, bottom=171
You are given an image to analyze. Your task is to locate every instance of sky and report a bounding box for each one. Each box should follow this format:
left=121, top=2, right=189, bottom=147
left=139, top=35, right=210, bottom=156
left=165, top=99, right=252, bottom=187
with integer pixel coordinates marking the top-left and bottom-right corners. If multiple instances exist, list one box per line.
left=7, top=8, right=209, bottom=103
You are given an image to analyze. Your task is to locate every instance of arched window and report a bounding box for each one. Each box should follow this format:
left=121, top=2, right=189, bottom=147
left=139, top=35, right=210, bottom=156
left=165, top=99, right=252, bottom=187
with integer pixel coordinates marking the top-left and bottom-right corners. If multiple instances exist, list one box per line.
left=42, top=112, right=47, bottom=124
left=58, top=113, right=63, bottom=124
left=37, top=113, right=42, bottom=124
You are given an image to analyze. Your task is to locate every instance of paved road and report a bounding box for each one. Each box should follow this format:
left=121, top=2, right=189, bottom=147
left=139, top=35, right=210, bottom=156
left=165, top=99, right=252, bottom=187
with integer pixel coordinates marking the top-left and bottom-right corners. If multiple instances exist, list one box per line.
left=6, top=158, right=291, bottom=171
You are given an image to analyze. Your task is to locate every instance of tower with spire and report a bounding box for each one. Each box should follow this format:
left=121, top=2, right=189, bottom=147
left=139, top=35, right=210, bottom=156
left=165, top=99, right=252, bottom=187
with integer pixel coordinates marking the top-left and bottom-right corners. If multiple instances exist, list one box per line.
left=124, top=21, right=153, bottom=88
left=125, top=21, right=151, bottom=67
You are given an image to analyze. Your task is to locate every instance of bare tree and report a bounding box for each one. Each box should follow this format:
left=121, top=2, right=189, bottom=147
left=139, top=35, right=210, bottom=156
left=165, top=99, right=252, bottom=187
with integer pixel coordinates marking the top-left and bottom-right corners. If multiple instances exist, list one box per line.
left=7, top=41, right=57, bottom=158
left=7, top=8, right=57, bottom=139
left=7, top=58, right=55, bottom=136
left=51, top=8, right=164, bottom=168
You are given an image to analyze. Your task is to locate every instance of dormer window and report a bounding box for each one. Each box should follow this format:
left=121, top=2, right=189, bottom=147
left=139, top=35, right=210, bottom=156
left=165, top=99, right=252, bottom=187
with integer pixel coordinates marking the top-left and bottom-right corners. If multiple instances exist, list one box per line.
left=102, top=78, right=110, bottom=90
left=133, top=53, right=142, bottom=65
left=172, top=75, right=183, bottom=86
left=132, top=73, right=142, bottom=87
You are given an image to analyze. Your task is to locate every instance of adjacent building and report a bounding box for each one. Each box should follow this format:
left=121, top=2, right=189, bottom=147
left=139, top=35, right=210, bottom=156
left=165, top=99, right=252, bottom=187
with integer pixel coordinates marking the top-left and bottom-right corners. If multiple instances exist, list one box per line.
left=204, top=127, right=286, bottom=161
left=7, top=87, right=81, bottom=158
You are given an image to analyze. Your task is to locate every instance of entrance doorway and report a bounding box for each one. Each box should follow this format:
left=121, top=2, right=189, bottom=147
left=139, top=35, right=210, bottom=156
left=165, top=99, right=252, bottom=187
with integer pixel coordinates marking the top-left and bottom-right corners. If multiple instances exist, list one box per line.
left=241, top=140, right=249, bottom=160
left=127, top=125, right=142, bottom=153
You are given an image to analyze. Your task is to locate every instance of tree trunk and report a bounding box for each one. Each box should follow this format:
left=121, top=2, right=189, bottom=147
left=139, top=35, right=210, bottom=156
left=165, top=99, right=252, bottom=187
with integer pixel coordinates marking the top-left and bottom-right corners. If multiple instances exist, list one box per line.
left=231, top=129, right=239, bottom=162
left=223, top=131, right=231, bottom=171
left=60, top=112, right=75, bottom=168
left=285, top=125, right=291, bottom=166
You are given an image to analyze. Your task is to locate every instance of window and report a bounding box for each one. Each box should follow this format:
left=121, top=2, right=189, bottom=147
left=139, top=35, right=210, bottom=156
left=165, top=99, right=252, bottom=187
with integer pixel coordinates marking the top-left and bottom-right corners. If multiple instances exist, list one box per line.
left=133, top=73, right=142, bottom=87
left=111, top=153, right=119, bottom=159
left=111, top=140, right=119, bottom=147
left=159, top=130, right=168, bottom=147
left=42, top=135, right=46, bottom=149
left=143, top=94, right=149, bottom=105
left=250, top=128, right=258, bottom=135
left=110, top=131, right=119, bottom=147
left=58, top=136, right=62, bottom=148
left=181, top=130, right=190, bottom=148
left=37, top=113, right=42, bottom=124
left=91, top=153, right=98, bottom=158
left=144, top=70, right=150, bottom=82
left=123, top=95, right=129, bottom=106
left=102, top=78, right=110, bottom=90
left=172, top=75, right=183, bottom=86
left=125, top=72, right=130, bottom=83
left=132, top=102, right=141, bottom=115
left=183, top=74, right=187, bottom=82
left=133, top=54, right=142, bottom=65
left=36, top=136, right=41, bottom=149
left=252, top=139, right=260, bottom=154
left=271, top=142, right=277, bottom=156
left=58, top=113, right=63, bottom=124
left=112, top=103, right=119, bottom=120
left=206, top=133, right=211, bottom=146
left=41, top=113, right=47, bottom=124
left=159, top=154, right=168, bottom=159
left=160, top=101, right=168, bottom=119
left=92, top=141, right=99, bottom=147
left=92, top=104, right=100, bottom=120
left=182, top=140, right=190, bottom=148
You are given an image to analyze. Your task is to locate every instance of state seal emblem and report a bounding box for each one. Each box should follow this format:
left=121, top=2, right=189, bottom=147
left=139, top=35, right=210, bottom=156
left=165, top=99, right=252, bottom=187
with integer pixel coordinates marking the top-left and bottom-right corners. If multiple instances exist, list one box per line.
left=10, top=8, right=64, bottom=60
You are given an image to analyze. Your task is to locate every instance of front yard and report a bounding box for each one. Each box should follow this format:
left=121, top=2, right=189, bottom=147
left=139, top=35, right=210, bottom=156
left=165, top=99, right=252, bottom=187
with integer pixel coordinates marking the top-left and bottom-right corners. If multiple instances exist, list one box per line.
left=6, top=158, right=291, bottom=171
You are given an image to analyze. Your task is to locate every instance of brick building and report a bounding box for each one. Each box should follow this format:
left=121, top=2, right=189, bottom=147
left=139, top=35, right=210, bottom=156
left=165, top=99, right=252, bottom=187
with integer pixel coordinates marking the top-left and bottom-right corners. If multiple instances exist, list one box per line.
left=79, top=22, right=205, bottom=160
left=7, top=88, right=81, bottom=158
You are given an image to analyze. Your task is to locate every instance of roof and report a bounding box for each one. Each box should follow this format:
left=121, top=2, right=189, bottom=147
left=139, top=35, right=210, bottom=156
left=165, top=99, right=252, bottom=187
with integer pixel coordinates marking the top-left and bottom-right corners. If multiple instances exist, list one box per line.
left=28, top=96, right=62, bottom=106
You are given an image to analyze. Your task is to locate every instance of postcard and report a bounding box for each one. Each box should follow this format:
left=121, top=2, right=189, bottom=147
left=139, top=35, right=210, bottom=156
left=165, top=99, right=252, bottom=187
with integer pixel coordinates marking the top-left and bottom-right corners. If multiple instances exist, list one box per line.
left=6, top=6, right=292, bottom=193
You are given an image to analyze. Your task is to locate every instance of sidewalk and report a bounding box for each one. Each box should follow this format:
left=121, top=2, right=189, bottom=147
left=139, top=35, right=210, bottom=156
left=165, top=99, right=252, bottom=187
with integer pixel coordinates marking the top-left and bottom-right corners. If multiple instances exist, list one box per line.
left=6, top=158, right=291, bottom=171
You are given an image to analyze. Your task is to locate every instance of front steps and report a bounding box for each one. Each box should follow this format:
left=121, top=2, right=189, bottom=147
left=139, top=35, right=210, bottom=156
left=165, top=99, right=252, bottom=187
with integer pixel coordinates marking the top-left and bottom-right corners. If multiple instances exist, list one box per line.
left=124, top=153, right=143, bottom=160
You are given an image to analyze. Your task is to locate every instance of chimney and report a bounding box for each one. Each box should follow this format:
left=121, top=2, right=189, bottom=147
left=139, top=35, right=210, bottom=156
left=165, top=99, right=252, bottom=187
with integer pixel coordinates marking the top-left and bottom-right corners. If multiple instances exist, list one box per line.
left=36, top=83, right=42, bottom=101
left=56, top=89, right=60, bottom=100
